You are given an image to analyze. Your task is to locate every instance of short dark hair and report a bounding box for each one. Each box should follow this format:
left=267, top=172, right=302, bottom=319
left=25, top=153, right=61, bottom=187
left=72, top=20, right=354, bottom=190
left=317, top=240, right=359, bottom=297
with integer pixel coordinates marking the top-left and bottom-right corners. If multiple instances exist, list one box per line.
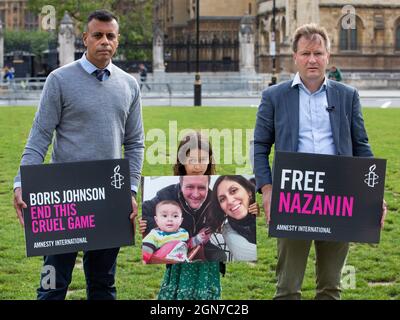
left=179, top=175, right=211, bottom=186
left=87, top=9, right=118, bottom=25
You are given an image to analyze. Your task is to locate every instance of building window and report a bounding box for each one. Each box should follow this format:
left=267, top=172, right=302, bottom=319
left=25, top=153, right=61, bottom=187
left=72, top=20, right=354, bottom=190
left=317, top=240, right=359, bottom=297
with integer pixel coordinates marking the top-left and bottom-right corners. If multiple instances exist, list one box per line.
left=24, top=11, right=38, bottom=30
left=339, top=17, right=359, bottom=51
left=396, top=24, right=400, bottom=51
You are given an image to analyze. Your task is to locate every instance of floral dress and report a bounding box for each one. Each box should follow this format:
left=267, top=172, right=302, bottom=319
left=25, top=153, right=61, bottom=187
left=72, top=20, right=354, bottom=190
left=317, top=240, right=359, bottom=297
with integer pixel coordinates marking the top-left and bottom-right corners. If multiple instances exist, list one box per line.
left=158, top=262, right=221, bottom=300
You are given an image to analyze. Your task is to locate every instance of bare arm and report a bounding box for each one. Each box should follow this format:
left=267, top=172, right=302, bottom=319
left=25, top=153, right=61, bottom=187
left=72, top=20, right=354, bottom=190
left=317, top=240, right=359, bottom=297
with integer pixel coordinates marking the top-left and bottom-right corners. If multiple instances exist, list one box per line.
left=261, top=184, right=272, bottom=224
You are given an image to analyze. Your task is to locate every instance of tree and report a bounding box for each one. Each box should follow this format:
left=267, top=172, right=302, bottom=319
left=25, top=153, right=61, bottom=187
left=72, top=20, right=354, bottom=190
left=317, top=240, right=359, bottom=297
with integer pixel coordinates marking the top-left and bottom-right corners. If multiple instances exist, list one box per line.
left=118, top=0, right=153, bottom=60
left=4, top=30, right=54, bottom=58
left=27, top=0, right=114, bottom=28
left=27, top=0, right=154, bottom=60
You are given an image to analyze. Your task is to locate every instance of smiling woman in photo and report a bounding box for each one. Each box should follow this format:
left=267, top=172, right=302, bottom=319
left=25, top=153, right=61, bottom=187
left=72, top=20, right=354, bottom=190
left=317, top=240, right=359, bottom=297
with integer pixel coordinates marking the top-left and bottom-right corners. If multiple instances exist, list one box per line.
left=208, top=176, right=257, bottom=261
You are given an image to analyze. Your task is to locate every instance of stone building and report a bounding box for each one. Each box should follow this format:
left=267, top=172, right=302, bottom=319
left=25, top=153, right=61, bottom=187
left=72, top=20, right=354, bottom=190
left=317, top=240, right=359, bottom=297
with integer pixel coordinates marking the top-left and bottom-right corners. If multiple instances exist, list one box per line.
left=154, top=0, right=256, bottom=42
left=154, top=0, right=256, bottom=71
left=0, top=0, right=38, bottom=30
left=256, top=0, right=400, bottom=74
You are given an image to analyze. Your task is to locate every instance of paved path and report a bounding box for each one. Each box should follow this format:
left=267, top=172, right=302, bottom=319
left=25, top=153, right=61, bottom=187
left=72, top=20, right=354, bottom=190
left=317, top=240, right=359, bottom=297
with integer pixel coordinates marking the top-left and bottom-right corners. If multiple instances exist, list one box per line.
left=1, top=91, right=400, bottom=108
left=140, top=96, right=400, bottom=108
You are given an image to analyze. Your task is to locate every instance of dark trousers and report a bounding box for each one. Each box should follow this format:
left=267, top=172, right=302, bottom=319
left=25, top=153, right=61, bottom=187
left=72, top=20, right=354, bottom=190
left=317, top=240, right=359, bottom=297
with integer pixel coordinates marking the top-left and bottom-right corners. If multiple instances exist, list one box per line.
left=37, top=248, right=120, bottom=300
left=274, top=239, right=349, bottom=300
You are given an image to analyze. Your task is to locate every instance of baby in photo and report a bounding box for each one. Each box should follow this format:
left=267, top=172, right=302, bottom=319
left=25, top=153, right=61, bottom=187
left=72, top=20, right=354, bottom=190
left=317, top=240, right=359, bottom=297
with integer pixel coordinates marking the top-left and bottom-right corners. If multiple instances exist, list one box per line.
left=142, top=200, right=210, bottom=264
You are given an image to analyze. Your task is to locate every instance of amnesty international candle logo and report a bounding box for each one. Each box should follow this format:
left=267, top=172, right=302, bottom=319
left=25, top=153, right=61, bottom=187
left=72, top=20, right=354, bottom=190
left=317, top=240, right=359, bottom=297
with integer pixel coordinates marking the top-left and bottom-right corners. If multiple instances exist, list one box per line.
left=269, top=152, right=386, bottom=243
left=21, top=159, right=134, bottom=257
left=111, top=165, right=124, bottom=189
left=364, top=164, right=379, bottom=188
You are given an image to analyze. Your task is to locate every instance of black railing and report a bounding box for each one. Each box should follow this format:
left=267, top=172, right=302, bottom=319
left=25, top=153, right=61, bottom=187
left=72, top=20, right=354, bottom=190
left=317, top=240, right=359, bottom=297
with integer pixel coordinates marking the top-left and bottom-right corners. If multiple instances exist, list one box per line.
left=165, top=60, right=238, bottom=72
left=164, top=40, right=239, bottom=72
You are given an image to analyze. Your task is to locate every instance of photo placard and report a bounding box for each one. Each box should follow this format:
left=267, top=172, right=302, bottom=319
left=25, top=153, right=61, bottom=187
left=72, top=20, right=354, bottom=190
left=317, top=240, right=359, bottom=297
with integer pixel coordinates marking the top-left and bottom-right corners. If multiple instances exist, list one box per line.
left=141, top=175, right=257, bottom=264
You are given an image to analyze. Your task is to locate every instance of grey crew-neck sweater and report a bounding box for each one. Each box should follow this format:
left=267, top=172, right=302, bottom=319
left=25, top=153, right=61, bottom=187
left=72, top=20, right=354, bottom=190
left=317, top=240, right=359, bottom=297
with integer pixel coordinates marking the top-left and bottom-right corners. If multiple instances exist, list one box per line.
left=15, top=60, right=145, bottom=189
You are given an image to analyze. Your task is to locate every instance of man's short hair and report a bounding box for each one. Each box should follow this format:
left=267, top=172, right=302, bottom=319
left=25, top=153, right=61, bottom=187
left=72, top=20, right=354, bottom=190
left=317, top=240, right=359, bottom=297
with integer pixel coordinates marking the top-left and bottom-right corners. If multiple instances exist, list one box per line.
left=155, top=200, right=182, bottom=215
left=292, top=23, right=330, bottom=53
left=86, top=9, right=118, bottom=29
left=179, top=175, right=211, bottom=186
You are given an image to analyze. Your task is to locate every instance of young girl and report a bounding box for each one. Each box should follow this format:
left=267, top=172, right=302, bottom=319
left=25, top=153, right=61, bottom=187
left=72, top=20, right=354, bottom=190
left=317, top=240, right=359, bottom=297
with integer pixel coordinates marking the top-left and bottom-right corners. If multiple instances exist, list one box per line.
left=140, top=131, right=221, bottom=299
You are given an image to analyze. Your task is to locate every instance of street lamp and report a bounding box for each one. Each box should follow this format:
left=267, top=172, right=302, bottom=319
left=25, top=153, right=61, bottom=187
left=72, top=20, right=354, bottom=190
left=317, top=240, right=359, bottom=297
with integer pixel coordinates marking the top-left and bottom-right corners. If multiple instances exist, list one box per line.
left=269, top=0, right=277, bottom=86
left=194, top=0, right=201, bottom=106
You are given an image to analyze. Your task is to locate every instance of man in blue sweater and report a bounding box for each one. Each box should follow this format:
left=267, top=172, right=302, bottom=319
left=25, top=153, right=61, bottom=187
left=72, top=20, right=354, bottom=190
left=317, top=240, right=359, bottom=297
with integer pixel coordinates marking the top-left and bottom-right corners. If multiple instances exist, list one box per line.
left=13, top=10, right=145, bottom=300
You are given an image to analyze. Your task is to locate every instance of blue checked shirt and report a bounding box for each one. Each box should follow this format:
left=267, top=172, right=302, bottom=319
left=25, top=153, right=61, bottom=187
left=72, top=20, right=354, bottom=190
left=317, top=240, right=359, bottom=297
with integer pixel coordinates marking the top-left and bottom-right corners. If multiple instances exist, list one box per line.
left=292, top=73, right=337, bottom=155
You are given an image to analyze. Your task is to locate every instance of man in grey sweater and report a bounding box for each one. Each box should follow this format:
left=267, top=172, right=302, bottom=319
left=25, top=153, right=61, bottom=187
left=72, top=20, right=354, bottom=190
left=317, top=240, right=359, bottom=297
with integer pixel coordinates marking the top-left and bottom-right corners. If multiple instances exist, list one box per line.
left=13, top=10, right=145, bottom=300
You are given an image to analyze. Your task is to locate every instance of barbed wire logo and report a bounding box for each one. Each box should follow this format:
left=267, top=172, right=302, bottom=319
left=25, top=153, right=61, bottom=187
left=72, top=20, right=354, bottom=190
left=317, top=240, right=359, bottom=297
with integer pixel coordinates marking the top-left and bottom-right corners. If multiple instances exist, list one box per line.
left=111, top=165, right=124, bottom=189
left=364, top=164, right=379, bottom=188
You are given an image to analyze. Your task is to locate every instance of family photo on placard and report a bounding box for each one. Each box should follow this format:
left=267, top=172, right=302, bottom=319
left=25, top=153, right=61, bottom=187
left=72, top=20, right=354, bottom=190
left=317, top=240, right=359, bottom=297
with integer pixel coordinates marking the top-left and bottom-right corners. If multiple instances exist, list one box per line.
left=141, top=175, right=257, bottom=264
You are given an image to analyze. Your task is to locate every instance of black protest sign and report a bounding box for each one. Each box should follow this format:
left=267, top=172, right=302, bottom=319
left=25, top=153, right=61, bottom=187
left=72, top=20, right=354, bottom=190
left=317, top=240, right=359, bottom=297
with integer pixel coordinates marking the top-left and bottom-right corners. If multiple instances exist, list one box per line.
left=269, top=151, right=386, bottom=243
left=21, top=159, right=133, bottom=257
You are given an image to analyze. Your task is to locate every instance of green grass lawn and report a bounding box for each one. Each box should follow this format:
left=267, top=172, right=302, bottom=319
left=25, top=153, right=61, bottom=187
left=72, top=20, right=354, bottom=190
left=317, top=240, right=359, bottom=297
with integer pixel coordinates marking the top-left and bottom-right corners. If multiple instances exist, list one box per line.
left=0, top=106, right=399, bottom=300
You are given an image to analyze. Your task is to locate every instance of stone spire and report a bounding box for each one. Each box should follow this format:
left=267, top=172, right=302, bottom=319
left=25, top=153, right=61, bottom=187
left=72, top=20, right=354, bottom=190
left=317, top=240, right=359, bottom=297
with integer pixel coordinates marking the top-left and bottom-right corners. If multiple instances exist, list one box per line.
left=58, top=12, right=75, bottom=66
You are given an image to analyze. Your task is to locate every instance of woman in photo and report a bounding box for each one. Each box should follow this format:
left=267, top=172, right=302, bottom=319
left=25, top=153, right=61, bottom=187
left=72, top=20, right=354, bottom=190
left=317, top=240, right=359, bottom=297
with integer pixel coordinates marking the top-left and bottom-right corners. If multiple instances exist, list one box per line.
left=208, top=175, right=257, bottom=261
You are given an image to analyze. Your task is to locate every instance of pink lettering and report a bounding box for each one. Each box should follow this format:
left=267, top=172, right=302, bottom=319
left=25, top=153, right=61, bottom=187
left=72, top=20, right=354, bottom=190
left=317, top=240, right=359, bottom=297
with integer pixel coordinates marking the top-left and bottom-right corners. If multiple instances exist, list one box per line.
left=67, top=215, right=96, bottom=230
left=30, top=206, right=51, bottom=219
left=32, top=220, right=38, bottom=233
left=342, top=196, right=354, bottom=217
left=290, top=193, right=301, bottom=213
left=54, top=203, right=77, bottom=217
left=324, top=195, right=335, bottom=216
left=275, top=193, right=353, bottom=218
left=312, top=195, right=323, bottom=215
left=35, top=218, right=65, bottom=233
left=336, top=196, right=342, bottom=216
left=301, top=194, right=313, bottom=214
left=279, top=192, right=291, bottom=213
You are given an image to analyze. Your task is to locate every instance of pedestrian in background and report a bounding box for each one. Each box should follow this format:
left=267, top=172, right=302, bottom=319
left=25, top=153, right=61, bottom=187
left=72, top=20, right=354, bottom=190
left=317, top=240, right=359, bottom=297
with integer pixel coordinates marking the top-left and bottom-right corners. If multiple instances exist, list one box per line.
left=328, top=65, right=342, bottom=82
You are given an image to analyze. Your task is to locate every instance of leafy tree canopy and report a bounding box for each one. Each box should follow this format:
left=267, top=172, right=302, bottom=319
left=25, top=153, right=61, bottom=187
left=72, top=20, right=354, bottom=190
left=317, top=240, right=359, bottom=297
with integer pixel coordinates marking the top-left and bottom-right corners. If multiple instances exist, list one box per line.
left=27, top=0, right=153, bottom=60
left=4, top=30, right=56, bottom=57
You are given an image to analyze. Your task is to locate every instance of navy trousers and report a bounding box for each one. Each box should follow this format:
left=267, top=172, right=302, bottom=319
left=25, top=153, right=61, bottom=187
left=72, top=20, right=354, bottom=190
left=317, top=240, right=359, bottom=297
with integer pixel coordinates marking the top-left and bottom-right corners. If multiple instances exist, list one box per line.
left=37, top=248, right=120, bottom=300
